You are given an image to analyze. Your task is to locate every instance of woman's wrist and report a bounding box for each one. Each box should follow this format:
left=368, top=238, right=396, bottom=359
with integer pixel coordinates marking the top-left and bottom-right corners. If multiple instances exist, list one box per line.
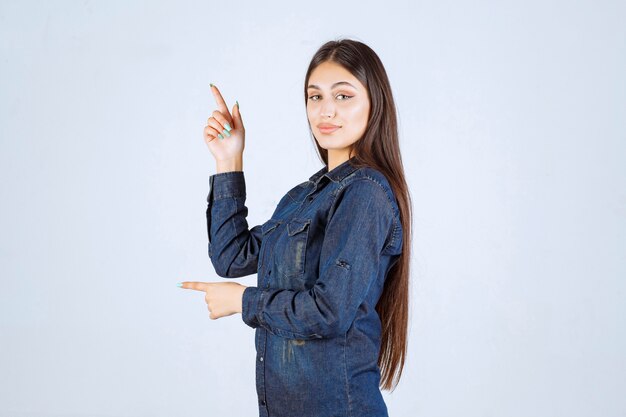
left=216, top=156, right=243, bottom=173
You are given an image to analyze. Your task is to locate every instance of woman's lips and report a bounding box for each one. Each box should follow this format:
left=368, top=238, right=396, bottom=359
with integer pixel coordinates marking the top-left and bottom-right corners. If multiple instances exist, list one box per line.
left=319, top=126, right=340, bottom=134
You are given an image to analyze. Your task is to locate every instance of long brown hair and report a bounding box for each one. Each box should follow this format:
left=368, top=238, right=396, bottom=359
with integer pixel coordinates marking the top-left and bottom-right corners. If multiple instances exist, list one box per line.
left=303, top=38, right=413, bottom=392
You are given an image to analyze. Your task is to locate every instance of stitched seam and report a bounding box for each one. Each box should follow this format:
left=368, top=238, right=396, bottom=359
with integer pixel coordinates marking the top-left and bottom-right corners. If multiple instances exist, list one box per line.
left=213, top=192, right=245, bottom=200
left=344, top=332, right=353, bottom=417
left=229, top=198, right=242, bottom=251
left=383, top=219, right=399, bottom=255
left=262, top=220, right=281, bottom=235
left=276, top=328, right=321, bottom=339
left=255, top=288, right=264, bottom=328
left=365, top=175, right=400, bottom=254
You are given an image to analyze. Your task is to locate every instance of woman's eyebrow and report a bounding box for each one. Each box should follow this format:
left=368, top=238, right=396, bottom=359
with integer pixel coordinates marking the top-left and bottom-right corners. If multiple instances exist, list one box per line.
left=307, top=81, right=357, bottom=90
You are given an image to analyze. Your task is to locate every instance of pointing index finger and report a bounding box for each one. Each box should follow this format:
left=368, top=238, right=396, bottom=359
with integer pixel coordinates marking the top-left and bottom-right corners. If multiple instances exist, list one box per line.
left=210, top=84, right=229, bottom=115
left=179, top=281, right=209, bottom=292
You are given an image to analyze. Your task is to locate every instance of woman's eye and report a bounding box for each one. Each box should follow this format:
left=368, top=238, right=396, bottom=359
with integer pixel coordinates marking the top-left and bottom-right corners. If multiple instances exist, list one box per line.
left=308, top=94, right=353, bottom=101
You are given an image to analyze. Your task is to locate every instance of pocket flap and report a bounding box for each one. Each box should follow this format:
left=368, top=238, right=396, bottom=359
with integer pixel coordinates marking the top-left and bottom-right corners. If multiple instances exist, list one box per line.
left=262, top=219, right=281, bottom=235
left=287, top=218, right=311, bottom=236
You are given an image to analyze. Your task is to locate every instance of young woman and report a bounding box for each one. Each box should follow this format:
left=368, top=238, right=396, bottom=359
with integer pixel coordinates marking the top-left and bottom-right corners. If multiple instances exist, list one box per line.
left=180, top=38, right=412, bottom=417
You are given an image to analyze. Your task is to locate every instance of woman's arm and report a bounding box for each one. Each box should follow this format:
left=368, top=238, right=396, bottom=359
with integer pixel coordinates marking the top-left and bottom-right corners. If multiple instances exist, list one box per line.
left=207, top=170, right=263, bottom=278
left=202, top=84, right=255, bottom=278
left=240, top=178, right=397, bottom=339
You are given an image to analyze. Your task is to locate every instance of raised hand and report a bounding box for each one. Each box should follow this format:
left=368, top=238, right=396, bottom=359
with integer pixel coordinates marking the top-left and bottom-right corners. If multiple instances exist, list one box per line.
left=203, top=84, right=245, bottom=162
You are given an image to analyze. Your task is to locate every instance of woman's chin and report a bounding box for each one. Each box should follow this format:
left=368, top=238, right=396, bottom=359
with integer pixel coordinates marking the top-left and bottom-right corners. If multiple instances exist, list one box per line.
left=315, top=137, right=347, bottom=150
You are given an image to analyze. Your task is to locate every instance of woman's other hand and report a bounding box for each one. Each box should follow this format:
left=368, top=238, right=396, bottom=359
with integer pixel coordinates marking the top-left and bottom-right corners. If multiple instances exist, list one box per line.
left=203, top=84, right=245, bottom=165
left=178, top=281, right=247, bottom=320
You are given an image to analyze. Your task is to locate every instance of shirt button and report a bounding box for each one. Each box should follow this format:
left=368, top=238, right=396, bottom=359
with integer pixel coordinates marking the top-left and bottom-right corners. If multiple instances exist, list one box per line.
left=259, top=356, right=264, bottom=361
left=260, top=399, right=266, bottom=406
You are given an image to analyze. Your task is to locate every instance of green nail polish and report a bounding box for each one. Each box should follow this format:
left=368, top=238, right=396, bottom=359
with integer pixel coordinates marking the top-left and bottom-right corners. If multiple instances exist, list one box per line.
left=176, top=282, right=183, bottom=287
left=224, top=123, right=232, bottom=131
left=223, top=129, right=231, bottom=137
left=210, top=83, right=214, bottom=87
left=236, top=100, right=239, bottom=109
left=218, top=133, right=223, bottom=139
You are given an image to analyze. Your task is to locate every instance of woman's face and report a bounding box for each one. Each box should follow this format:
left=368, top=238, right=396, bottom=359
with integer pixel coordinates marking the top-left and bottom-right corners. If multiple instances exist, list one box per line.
left=306, top=61, right=370, bottom=158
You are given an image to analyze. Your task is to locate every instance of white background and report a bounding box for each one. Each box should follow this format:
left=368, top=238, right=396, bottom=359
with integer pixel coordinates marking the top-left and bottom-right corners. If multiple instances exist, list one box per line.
left=1, top=0, right=625, bottom=416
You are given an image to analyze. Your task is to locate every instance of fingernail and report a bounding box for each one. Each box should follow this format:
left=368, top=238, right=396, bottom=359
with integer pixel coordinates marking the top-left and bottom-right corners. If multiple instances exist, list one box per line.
left=218, top=133, right=224, bottom=139
left=176, top=282, right=183, bottom=287
left=210, top=83, right=214, bottom=87
left=236, top=100, right=239, bottom=109
left=224, top=123, right=232, bottom=132
left=222, top=129, right=231, bottom=137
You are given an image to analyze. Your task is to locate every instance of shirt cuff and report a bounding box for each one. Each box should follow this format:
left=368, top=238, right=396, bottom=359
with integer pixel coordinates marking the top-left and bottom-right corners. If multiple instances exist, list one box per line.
left=241, top=286, right=262, bottom=329
left=208, top=171, right=246, bottom=201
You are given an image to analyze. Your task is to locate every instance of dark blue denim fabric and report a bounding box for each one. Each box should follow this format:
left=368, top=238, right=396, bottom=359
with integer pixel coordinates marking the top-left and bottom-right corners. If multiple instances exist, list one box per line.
left=206, top=157, right=403, bottom=417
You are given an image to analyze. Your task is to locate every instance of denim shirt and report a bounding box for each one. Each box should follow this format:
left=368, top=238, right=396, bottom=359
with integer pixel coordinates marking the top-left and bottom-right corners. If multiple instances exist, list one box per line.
left=206, top=157, right=403, bottom=417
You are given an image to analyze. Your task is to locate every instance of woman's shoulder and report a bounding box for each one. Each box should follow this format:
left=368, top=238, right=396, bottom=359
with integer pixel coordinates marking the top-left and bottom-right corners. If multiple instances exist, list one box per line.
left=340, top=166, right=400, bottom=217
left=348, top=166, right=392, bottom=187
left=334, top=166, right=403, bottom=255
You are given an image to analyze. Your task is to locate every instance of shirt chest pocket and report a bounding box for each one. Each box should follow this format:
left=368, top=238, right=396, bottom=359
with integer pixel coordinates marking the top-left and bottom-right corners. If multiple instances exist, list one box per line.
left=276, top=218, right=312, bottom=280
left=261, top=219, right=281, bottom=236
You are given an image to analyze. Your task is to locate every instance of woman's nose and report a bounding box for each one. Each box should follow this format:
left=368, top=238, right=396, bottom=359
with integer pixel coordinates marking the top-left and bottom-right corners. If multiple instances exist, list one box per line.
left=320, top=103, right=335, bottom=118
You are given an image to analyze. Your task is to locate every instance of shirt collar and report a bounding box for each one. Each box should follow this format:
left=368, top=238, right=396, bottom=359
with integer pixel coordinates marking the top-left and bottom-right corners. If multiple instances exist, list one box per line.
left=308, top=156, right=360, bottom=185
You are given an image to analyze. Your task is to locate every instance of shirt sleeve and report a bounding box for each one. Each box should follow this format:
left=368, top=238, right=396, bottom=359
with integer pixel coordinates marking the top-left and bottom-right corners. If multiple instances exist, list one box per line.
left=207, top=171, right=263, bottom=278
left=241, top=178, right=395, bottom=339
